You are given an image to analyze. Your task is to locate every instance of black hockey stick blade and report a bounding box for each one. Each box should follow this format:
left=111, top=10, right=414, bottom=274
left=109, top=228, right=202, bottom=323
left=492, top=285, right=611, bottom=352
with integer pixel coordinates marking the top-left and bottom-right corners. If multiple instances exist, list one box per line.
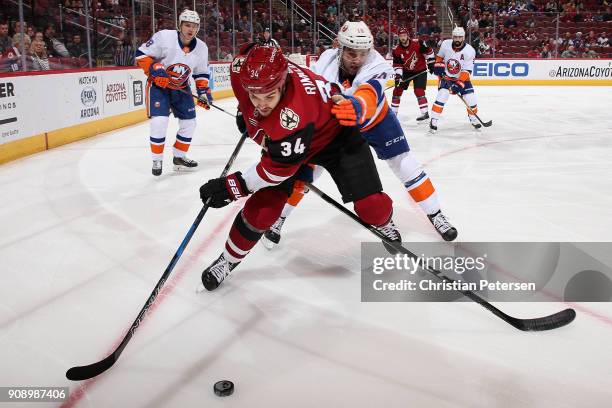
left=65, top=133, right=249, bottom=381
left=306, top=182, right=577, bottom=332
left=66, top=353, right=116, bottom=381
left=508, top=308, right=576, bottom=331
left=481, top=119, right=493, bottom=127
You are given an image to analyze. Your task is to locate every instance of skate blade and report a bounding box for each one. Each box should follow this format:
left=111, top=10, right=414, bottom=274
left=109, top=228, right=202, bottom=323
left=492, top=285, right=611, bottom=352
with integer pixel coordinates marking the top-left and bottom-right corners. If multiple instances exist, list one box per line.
left=173, top=165, right=198, bottom=172
left=262, top=237, right=276, bottom=250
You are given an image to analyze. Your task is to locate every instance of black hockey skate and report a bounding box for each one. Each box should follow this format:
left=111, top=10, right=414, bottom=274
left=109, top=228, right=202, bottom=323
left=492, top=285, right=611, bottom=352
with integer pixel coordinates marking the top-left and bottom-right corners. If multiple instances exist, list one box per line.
left=152, top=160, right=162, bottom=176
left=428, top=210, right=458, bottom=241
left=469, top=116, right=482, bottom=129
left=262, top=216, right=286, bottom=250
left=416, top=112, right=429, bottom=122
left=173, top=156, right=198, bottom=171
left=200, top=253, right=239, bottom=291
left=376, top=218, right=402, bottom=254
left=429, top=119, right=438, bottom=134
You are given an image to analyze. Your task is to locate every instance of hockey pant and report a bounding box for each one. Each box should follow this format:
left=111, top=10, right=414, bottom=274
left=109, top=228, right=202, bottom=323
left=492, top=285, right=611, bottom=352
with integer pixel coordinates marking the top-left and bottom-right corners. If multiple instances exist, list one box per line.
left=222, top=130, right=394, bottom=263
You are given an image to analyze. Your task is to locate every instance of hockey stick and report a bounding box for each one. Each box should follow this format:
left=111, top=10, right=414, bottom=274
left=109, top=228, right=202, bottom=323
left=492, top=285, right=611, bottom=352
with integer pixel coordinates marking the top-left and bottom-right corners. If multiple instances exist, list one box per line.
left=457, top=93, right=492, bottom=127
left=65, top=132, right=249, bottom=381
left=306, top=182, right=576, bottom=332
left=384, top=70, right=428, bottom=92
left=178, top=88, right=237, bottom=118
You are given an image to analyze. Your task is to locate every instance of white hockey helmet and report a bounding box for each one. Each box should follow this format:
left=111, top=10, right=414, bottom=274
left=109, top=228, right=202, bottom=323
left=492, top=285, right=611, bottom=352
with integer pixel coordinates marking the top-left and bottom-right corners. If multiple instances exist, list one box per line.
left=178, top=9, right=200, bottom=29
left=452, top=26, right=465, bottom=38
left=337, top=21, right=373, bottom=50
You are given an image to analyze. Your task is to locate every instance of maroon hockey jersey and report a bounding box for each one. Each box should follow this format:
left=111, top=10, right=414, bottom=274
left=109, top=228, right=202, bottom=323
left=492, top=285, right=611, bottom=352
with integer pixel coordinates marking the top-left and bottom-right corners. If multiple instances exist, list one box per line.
left=392, top=39, right=434, bottom=73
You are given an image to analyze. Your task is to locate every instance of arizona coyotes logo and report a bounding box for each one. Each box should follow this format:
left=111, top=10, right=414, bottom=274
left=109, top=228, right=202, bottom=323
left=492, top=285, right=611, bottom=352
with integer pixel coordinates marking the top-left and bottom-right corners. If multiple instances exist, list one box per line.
left=341, top=25, right=349, bottom=32
left=232, top=56, right=245, bottom=73
left=280, top=107, right=299, bottom=130
left=406, top=52, right=418, bottom=71
left=166, top=63, right=191, bottom=87
left=446, top=58, right=461, bottom=75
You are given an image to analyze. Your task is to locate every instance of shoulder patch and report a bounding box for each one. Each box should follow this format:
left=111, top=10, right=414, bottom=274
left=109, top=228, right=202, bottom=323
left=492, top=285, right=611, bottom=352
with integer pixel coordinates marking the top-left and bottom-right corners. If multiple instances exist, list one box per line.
left=232, top=56, right=245, bottom=73
left=280, top=107, right=300, bottom=130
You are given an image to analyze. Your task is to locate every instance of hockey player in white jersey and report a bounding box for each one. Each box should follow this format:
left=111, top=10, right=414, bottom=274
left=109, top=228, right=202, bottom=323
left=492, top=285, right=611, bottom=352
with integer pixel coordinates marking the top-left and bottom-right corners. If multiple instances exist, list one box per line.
left=135, top=10, right=211, bottom=176
left=429, top=26, right=480, bottom=133
left=263, top=21, right=458, bottom=248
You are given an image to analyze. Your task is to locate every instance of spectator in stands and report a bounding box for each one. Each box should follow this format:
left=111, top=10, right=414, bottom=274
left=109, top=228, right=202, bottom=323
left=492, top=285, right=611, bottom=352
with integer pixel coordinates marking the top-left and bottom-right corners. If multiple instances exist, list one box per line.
left=33, top=31, right=44, bottom=43
left=478, top=13, right=489, bottom=29
left=1, top=35, right=28, bottom=72
left=561, top=45, right=578, bottom=57
left=430, top=19, right=442, bottom=35
left=113, top=37, right=133, bottom=66
left=585, top=30, right=599, bottom=47
left=526, top=47, right=539, bottom=57
left=417, top=21, right=430, bottom=36
left=67, top=33, right=86, bottom=58
left=12, top=21, right=28, bottom=44
left=237, top=15, right=251, bottom=33
left=559, top=31, right=574, bottom=48
left=466, top=15, right=479, bottom=31
left=26, top=26, right=35, bottom=40
left=0, top=22, right=10, bottom=54
left=504, top=15, right=518, bottom=28
left=11, top=32, right=30, bottom=55
left=43, top=24, right=70, bottom=57
left=604, top=7, right=612, bottom=22
left=479, top=39, right=491, bottom=55
left=581, top=47, right=598, bottom=58
left=597, top=32, right=609, bottom=47
left=30, top=39, right=50, bottom=71
left=573, top=31, right=585, bottom=49
left=544, top=0, right=558, bottom=15
left=540, top=45, right=553, bottom=58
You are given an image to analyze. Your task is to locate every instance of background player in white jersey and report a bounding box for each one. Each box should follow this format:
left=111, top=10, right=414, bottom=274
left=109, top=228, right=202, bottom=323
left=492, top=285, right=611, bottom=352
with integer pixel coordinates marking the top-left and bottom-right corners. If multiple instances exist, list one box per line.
left=262, top=21, right=458, bottom=248
left=135, top=10, right=211, bottom=176
left=429, top=26, right=480, bottom=133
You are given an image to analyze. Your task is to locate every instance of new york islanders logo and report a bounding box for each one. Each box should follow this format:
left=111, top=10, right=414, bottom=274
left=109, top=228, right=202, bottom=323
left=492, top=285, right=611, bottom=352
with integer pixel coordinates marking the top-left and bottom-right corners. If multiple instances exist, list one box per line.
left=446, top=58, right=461, bottom=75
left=166, top=63, right=191, bottom=87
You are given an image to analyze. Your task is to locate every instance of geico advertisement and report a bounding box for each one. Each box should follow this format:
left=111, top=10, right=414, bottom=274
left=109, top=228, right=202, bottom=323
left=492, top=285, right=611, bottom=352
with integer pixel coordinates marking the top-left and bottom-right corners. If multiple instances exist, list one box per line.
left=473, top=59, right=612, bottom=80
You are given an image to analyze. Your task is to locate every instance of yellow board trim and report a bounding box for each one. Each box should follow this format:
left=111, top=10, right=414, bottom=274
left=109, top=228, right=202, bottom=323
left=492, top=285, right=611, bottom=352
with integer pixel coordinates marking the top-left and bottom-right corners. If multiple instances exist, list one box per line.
left=0, top=134, right=47, bottom=164
left=47, top=109, right=147, bottom=149
left=1, top=90, right=237, bottom=165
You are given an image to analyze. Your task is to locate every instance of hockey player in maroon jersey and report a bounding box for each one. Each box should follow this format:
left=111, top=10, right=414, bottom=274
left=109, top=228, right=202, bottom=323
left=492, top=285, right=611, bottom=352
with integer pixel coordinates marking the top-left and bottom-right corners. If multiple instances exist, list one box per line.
left=391, top=27, right=435, bottom=121
left=197, top=44, right=402, bottom=291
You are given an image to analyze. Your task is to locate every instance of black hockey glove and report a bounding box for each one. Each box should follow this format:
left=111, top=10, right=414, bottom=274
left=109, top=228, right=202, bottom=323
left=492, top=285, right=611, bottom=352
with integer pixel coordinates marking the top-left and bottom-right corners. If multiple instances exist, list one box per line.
left=394, top=73, right=402, bottom=87
left=200, top=172, right=250, bottom=208
left=427, top=61, right=435, bottom=75
left=236, top=109, right=247, bottom=134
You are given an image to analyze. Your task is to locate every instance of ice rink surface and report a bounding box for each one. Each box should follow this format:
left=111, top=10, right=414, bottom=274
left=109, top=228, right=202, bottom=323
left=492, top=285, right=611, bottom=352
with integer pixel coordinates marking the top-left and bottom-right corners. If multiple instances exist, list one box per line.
left=1, top=86, right=612, bottom=407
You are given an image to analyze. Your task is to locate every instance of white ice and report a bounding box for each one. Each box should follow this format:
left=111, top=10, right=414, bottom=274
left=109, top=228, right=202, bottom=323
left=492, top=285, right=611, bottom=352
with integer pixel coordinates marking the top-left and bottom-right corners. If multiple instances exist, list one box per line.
left=1, top=86, right=611, bottom=408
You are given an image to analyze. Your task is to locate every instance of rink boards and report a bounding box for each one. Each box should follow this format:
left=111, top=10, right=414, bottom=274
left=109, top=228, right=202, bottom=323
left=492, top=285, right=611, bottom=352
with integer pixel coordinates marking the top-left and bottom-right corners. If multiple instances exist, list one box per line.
left=0, top=58, right=610, bottom=164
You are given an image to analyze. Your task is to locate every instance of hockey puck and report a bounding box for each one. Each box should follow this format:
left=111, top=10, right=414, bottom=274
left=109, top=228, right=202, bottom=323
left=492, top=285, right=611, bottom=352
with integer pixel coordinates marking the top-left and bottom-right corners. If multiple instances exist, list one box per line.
left=213, top=380, right=234, bottom=397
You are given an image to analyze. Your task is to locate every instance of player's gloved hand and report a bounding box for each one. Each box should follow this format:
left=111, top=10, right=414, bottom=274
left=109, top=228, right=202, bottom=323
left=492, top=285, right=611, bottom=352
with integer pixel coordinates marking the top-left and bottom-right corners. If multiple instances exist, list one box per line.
left=450, top=80, right=465, bottom=94
left=150, top=63, right=170, bottom=88
left=433, top=62, right=445, bottom=77
left=236, top=109, right=247, bottom=133
left=394, top=73, right=402, bottom=87
left=199, top=172, right=250, bottom=208
left=427, top=61, right=435, bottom=75
left=196, top=94, right=211, bottom=110
left=331, top=95, right=366, bottom=126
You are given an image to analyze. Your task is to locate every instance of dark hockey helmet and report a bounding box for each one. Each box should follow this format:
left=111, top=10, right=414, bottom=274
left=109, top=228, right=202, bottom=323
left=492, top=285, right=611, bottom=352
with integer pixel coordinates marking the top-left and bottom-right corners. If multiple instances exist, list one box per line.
left=240, top=45, right=289, bottom=93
